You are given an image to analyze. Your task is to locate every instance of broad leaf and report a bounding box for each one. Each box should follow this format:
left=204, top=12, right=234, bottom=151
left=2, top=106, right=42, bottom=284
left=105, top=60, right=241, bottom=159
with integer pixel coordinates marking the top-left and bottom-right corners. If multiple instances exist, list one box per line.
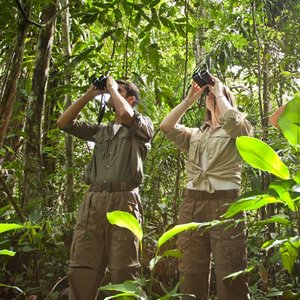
left=0, top=249, right=16, bottom=256
left=269, top=181, right=295, bottom=211
left=149, top=249, right=181, bottom=270
left=158, top=222, right=208, bottom=249
left=223, top=195, right=283, bottom=218
left=278, top=94, right=300, bottom=150
left=236, top=136, right=290, bottom=179
left=280, top=237, right=300, bottom=274
left=106, top=211, right=143, bottom=241
left=0, top=224, right=24, bottom=234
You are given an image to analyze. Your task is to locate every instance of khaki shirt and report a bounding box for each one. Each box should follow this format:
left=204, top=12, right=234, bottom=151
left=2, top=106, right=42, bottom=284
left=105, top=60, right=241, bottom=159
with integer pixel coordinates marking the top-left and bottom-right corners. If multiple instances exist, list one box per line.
left=165, top=109, right=253, bottom=193
left=62, top=112, right=154, bottom=185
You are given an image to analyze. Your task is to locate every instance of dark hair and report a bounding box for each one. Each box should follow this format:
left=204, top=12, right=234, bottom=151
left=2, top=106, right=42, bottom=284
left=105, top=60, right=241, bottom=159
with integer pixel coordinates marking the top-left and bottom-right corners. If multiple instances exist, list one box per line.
left=116, top=80, right=140, bottom=106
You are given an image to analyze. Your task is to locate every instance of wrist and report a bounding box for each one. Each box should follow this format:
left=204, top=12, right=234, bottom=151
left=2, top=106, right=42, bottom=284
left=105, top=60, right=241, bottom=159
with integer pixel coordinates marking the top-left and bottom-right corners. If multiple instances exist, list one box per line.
left=183, top=98, right=194, bottom=105
left=215, top=94, right=225, bottom=101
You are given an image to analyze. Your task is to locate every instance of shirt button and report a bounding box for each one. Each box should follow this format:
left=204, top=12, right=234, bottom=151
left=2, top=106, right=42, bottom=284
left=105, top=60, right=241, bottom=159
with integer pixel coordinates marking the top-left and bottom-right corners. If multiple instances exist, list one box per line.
left=106, top=165, right=109, bottom=169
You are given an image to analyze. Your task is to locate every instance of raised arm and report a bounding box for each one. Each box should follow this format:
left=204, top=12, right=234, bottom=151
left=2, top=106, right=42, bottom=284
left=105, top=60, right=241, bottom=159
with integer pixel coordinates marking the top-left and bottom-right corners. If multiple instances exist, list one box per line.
left=160, top=82, right=207, bottom=133
left=106, top=76, right=135, bottom=127
left=269, top=104, right=286, bottom=129
left=209, top=75, right=233, bottom=116
left=57, top=85, right=101, bottom=129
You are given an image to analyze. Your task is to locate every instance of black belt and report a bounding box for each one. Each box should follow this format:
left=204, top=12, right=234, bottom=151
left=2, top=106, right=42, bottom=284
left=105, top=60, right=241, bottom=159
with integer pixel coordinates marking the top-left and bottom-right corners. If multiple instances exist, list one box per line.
left=89, top=182, right=138, bottom=193
left=183, top=189, right=240, bottom=200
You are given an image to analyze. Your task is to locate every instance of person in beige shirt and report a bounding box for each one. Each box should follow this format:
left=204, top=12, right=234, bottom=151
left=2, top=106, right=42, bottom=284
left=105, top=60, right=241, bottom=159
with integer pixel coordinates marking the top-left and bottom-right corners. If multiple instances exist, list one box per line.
left=160, top=74, right=253, bottom=300
left=57, top=76, right=153, bottom=300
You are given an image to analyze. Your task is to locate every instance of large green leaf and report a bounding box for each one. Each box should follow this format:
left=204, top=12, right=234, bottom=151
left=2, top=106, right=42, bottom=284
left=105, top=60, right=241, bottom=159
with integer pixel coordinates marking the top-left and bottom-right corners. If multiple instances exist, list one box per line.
left=157, top=222, right=210, bottom=249
left=223, top=195, right=283, bottom=218
left=0, top=223, right=24, bottom=234
left=278, top=94, right=300, bottom=150
left=0, top=249, right=16, bottom=256
left=280, top=237, right=300, bottom=274
left=236, top=136, right=290, bottom=179
left=106, top=211, right=143, bottom=241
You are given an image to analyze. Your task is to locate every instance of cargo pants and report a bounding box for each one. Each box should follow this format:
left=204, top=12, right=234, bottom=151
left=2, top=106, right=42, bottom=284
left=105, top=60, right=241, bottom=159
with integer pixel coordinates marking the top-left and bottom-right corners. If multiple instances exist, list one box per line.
left=177, top=189, right=250, bottom=300
left=68, top=185, right=142, bottom=300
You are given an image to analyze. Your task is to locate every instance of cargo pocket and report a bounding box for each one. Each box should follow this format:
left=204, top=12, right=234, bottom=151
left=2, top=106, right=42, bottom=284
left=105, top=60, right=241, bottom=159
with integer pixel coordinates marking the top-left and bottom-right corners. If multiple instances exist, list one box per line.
left=110, top=227, right=140, bottom=270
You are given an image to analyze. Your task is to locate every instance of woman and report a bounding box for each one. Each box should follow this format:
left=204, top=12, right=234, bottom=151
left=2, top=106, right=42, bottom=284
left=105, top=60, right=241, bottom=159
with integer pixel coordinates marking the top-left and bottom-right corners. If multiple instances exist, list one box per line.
left=160, top=75, right=253, bottom=300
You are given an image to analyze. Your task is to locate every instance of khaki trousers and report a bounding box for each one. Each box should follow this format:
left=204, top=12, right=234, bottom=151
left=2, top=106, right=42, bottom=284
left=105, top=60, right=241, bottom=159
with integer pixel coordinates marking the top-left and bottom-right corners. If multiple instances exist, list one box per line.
left=177, top=189, right=250, bottom=300
left=68, top=189, right=142, bottom=300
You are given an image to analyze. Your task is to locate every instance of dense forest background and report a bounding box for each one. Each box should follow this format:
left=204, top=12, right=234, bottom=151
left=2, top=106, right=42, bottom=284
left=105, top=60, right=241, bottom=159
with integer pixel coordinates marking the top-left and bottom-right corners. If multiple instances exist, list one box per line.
left=0, top=0, right=300, bottom=299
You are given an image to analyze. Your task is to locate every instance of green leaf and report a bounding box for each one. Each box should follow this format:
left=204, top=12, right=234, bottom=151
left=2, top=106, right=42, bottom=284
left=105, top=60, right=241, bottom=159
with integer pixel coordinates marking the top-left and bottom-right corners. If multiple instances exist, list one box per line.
left=236, top=136, right=290, bottom=180
left=269, top=181, right=295, bottom=211
left=0, top=223, right=24, bottom=234
left=223, top=195, right=283, bottom=218
left=158, top=222, right=204, bottom=249
left=294, top=170, right=300, bottom=184
left=223, top=266, right=254, bottom=280
left=278, top=94, right=300, bottom=150
left=149, top=249, right=181, bottom=270
left=0, top=249, right=16, bottom=256
left=280, top=237, right=300, bottom=274
left=106, top=211, right=143, bottom=241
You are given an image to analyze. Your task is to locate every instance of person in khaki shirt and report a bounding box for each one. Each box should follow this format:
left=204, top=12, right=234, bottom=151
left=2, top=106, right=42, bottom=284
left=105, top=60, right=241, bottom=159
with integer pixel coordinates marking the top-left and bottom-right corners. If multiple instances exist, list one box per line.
left=57, top=76, right=153, bottom=300
left=160, top=74, right=253, bottom=300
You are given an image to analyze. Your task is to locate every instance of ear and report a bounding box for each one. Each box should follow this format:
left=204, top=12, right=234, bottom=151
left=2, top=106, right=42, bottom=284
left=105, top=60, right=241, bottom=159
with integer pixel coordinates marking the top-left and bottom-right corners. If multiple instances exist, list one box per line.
left=127, top=95, right=136, bottom=107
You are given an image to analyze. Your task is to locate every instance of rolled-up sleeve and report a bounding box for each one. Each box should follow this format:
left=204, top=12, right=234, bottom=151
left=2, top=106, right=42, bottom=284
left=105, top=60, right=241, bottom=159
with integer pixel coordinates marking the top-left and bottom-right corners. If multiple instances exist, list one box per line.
left=128, top=112, right=154, bottom=143
left=60, top=120, right=99, bottom=141
left=221, top=109, right=253, bottom=138
left=165, top=124, right=193, bottom=153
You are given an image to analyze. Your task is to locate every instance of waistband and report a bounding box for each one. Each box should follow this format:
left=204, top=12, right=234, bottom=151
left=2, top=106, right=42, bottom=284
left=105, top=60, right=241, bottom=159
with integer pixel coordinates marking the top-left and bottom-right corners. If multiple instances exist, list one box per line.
left=183, top=188, right=240, bottom=200
left=89, top=181, right=138, bottom=193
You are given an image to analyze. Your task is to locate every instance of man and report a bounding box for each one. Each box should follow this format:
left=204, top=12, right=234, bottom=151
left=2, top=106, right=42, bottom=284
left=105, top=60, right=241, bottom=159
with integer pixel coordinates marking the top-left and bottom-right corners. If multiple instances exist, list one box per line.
left=57, top=76, right=154, bottom=300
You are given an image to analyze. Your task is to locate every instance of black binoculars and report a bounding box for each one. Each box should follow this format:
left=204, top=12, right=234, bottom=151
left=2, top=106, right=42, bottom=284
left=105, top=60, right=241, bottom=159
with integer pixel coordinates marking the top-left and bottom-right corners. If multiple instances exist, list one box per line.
left=93, top=75, right=107, bottom=90
left=192, top=70, right=214, bottom=87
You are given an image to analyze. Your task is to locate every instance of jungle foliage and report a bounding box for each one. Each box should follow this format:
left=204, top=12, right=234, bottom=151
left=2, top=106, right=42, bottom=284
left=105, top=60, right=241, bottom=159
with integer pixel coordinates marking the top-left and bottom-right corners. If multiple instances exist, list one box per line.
left=0, top=0, right=300, bottom=299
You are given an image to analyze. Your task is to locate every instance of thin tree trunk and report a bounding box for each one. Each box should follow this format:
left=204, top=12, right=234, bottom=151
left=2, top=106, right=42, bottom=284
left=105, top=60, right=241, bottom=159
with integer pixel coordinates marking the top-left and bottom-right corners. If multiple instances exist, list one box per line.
left=0, top=4, right=30, bottom=150
left=21, top=1, right=57, bottom=211
left=61, top=0, right=74, bottom=212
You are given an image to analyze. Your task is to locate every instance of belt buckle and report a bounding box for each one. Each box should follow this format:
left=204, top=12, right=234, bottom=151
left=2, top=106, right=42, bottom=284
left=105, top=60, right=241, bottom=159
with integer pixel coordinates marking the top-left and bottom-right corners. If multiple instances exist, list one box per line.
left=103, top=181, right=112, bottom=192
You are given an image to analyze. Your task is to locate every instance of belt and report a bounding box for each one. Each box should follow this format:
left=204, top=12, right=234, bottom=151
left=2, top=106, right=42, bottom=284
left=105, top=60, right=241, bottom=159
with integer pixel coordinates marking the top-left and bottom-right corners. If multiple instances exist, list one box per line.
left=89, top=181, right=138, bottom=193
left=183, top=188, right=240, bottom=200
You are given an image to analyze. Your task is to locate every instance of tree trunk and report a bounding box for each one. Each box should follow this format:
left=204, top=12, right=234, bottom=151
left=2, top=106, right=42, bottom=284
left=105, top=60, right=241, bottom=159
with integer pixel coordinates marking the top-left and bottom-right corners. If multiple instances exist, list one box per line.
left=21, top=1, right=57, bottom=211
left=0, top=4, right=30, bottom=150
left=61, top=0, right=75, bottom=212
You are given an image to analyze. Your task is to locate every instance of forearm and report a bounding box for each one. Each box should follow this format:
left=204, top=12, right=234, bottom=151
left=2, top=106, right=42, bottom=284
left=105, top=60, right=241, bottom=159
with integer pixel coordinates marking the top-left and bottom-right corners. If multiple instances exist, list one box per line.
left=160, top=98, right=193, bottom=133
left=215, top=94, right=233, bottom=116
left=269, top=104, right=286, bottom=128
left=57, top=91, right=94, bottom=129
left=110, top=89, right=134, bottom=125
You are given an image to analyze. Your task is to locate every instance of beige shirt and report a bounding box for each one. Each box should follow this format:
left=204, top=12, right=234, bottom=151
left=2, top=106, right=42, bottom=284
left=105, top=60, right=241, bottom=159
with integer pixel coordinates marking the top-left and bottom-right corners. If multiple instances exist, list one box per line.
left=62, top=112, right=154, bottom=186
left=165, top=109, right=253, bottom=193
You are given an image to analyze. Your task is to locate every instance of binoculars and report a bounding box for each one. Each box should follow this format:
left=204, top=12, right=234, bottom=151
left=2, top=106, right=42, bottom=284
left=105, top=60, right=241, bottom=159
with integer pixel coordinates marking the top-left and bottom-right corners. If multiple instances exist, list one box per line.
left=192, top=70, right=214, bottom=87
left=93, top=75, right=107, bottom=90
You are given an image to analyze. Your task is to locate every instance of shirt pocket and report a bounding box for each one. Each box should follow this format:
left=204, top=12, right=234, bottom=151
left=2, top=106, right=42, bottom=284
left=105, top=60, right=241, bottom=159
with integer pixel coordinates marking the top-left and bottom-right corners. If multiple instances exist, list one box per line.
left=94, top=136, right=110, bottom=160
left=188, top=136, right=205, bottom=164
left=113, top=130, right=132, bottom=158
left=209, top=131, right=231, bottom=149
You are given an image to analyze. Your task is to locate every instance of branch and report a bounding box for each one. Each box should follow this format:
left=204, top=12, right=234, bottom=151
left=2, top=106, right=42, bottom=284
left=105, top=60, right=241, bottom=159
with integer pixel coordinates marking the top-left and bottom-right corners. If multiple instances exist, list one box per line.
left=15, top=0, right=70, bottom=29
left=0, top=173, right=26, bottom=223
left=15, top=0, right=44, bottom=28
